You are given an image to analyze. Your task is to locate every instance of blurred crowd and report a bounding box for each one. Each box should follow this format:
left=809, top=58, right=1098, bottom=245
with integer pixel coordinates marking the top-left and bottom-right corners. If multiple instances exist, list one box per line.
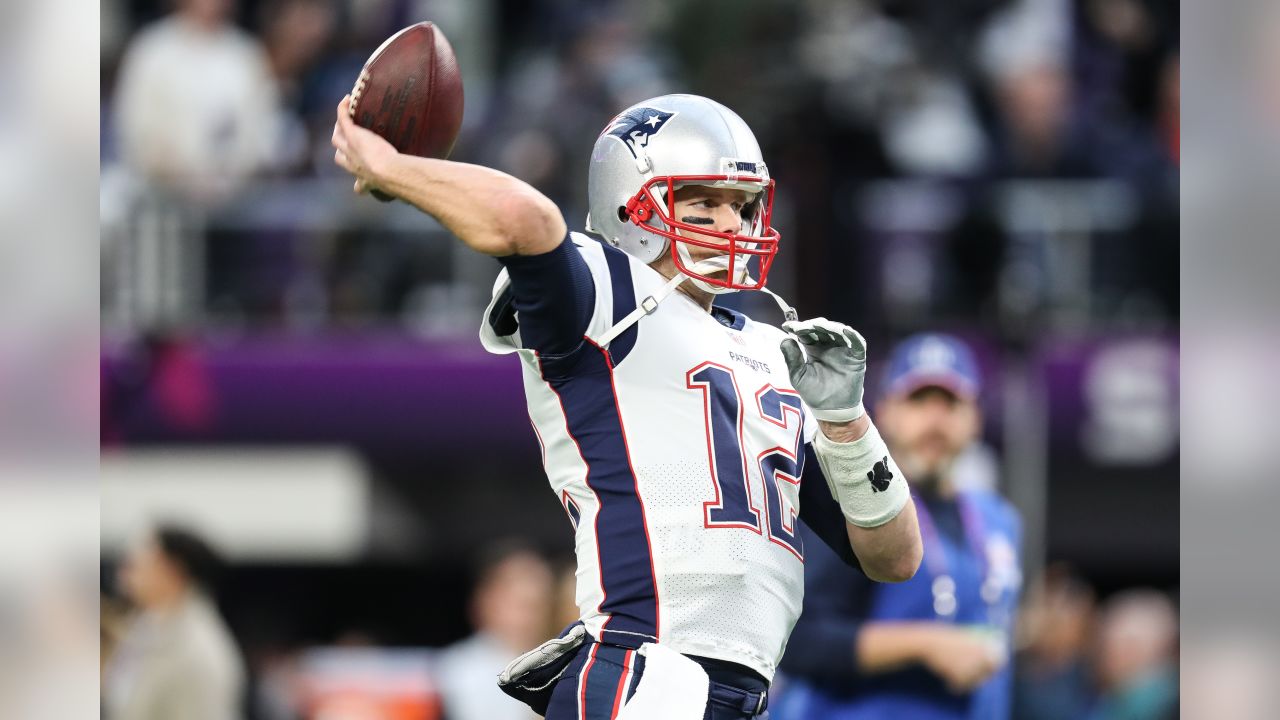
left=102, top=526, right=577, bottom=720
left=102, top=524, right=1177, bottom=720
left=1014, top=565, right=1177, bottom=720
left=99, top=0, right=1178, bottom=337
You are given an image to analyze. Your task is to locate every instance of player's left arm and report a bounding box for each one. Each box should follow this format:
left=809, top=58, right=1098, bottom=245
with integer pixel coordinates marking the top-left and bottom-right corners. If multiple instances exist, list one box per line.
left=817, top=416, right=922, bottom=583
left=781, top=319, right=923, bottom=583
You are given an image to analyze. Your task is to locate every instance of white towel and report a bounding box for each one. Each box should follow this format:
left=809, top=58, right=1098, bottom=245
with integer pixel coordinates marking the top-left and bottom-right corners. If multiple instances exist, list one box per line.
left=615, top=643, right=709, bottom=720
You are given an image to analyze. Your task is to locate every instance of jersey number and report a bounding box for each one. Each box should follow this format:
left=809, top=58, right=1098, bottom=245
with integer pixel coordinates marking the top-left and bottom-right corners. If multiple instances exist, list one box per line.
left=686, top=363, right=804, bottom=560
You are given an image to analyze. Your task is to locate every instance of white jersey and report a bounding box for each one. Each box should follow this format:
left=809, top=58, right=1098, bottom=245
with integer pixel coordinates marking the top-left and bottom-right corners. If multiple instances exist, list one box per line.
left=481, top=233, right=819, bottom=681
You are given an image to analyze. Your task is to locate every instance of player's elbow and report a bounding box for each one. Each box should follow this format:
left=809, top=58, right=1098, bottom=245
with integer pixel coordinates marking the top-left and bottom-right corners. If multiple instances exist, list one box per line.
left=863, top=541, right=922, bottom=584
left=891, top=541, right=924, bottom=583
left=491, top=185, right=567, bottom=256
left=867, top=558, right=919, bottom=584
left=846, top=505, right=924, bottom=583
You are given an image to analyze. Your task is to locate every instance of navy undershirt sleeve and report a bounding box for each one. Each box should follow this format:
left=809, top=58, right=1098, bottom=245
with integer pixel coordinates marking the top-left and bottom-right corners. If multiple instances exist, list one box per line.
left=495, top=237, right=595, bottom=357
left=780, top=522, right=874, bottom=683
left=798, top=444, right=863, bottom=572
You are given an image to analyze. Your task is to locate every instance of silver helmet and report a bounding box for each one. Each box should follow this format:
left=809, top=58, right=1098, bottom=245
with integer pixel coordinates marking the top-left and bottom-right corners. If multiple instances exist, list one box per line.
left=585, top=94, right=781, bottom=293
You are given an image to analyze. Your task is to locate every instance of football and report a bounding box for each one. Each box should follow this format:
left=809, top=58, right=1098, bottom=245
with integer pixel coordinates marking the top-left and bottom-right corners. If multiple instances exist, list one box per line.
left=349, top=21, right=464, bottom=200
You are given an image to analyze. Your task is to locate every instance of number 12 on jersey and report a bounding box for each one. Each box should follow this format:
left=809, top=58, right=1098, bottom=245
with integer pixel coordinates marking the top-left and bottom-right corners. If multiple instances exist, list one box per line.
left=686, top=362, right=805, bottom=560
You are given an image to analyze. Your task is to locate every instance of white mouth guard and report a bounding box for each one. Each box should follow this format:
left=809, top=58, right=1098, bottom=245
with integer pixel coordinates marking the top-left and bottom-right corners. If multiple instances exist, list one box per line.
left=594, top=256, right=797, bottom=347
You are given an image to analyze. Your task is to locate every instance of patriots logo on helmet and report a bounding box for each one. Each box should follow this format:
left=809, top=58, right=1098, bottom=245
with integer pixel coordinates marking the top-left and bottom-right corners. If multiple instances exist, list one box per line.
left=602, top=107, right=677, bottom=159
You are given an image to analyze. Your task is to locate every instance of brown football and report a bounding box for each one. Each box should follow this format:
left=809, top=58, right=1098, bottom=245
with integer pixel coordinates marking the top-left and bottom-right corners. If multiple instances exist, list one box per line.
left=349, top=22, right=464, bottom=201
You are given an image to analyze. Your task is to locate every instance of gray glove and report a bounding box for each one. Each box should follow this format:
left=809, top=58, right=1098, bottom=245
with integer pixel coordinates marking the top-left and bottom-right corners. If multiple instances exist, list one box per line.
left=780, top=317, right=868, bottom=423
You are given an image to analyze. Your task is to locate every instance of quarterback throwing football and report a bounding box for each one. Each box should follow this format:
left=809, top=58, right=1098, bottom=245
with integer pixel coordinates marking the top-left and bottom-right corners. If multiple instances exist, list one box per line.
left=333, top=93, right=923, bottom=720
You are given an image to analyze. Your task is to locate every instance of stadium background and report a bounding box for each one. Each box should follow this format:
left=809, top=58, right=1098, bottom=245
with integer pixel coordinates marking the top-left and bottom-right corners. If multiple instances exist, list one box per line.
left=99, top=0, right=1178, bottom=717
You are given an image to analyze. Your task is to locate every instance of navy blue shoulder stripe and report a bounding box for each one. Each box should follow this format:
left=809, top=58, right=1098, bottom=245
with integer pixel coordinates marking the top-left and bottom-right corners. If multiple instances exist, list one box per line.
left=598, top=243, right=639, bottom=364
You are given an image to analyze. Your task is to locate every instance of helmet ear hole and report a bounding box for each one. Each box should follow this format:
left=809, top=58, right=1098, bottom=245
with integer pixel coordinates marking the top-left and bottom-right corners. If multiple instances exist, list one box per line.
left=616, top=206, right=629, bottom=223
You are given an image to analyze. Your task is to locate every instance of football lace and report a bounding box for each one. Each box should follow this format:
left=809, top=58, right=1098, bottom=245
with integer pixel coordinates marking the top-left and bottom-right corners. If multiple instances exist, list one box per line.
left=350, top=69, right=370, bottom=117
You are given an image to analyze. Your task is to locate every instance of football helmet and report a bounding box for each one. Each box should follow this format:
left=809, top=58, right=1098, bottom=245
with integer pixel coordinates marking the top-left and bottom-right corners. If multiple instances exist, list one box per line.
left=586, top=94, right=780, bottom=294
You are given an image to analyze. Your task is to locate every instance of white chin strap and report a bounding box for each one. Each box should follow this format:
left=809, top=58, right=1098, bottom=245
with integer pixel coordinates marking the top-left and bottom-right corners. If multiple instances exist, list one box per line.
left=595, top=256, right=797, bottom=347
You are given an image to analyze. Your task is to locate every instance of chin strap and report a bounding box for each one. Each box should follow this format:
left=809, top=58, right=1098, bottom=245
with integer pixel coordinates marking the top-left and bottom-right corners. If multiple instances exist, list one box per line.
left=760, top=285, right=799, bottom=323
left=594, top=260, right=798, bottom=347
left=595, top=271, right=689, bottom=346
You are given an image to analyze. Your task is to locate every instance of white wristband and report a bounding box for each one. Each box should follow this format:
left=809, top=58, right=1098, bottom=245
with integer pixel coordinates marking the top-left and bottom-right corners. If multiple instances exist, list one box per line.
left=809, top=402, right=866, bottom=423
left=812, top=420, right=909, bottom=528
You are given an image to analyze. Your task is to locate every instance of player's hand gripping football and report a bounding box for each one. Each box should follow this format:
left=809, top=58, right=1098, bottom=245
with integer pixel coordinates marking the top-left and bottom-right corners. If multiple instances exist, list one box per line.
left=780, top=318, right=867, bottom=423
left=332, top=95, right=399, bottom=196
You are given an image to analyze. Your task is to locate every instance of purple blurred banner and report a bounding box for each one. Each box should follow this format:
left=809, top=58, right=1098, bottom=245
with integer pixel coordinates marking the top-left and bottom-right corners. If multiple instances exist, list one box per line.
left=1040, top=333, right=1180, bottom=464
left=102, top=334, right=530, bottom=452
left=102, top=331, right=1178, bottom=464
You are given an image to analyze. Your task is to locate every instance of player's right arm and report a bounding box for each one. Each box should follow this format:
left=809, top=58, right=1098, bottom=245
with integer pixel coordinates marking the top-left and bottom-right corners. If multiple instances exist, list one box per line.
left=331, top=96, right=565, bottom=257
left=332, top=97, right=594, bottom=357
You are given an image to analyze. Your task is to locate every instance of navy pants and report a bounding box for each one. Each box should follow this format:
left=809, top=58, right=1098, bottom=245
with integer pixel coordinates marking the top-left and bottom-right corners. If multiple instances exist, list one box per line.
left=543, top=640, right=770, bottom=720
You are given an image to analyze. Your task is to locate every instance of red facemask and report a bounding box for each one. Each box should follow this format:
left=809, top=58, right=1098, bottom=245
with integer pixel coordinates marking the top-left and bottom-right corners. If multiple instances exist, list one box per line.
left=622, top=175, right=780, bottom=291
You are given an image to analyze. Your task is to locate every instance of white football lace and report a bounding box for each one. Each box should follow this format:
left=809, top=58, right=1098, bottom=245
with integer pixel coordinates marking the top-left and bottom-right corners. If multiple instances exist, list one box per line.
left=349, top=69, right=370, bottom=116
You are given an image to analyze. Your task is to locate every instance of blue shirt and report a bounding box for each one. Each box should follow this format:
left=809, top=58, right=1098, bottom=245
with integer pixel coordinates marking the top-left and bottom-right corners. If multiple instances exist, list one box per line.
left=774, top=489, right=1022, bottom=720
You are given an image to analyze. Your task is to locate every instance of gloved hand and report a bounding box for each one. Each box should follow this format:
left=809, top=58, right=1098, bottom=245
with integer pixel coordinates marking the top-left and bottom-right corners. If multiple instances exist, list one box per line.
left=780, top=317, right=868, bottom=423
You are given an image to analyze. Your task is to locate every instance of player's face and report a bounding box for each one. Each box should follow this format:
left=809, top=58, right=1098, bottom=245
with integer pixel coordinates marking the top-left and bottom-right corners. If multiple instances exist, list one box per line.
left=117, top=534, right=182, bottom=609
left=880, top=386, right=980, bottom=483
left=473, top=552, right=555, bottom=651
left=670, top=185, right=757, bottom=262
left=182, top=0, right=233, bottom=25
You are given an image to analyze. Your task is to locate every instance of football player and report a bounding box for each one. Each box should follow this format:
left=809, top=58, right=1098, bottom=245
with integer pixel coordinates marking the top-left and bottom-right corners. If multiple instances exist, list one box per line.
left=333, top=93, right=923, bottom=720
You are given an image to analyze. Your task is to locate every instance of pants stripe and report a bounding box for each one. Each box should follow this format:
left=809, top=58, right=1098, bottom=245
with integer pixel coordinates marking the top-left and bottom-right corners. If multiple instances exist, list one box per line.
left=609, top=649, right=635, bottom=719
left=577, top=643, right=600, bottom=720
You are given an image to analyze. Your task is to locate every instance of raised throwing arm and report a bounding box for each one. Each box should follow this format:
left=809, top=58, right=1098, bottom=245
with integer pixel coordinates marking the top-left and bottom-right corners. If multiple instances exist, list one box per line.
left=331, top=96, right=565, bottom=258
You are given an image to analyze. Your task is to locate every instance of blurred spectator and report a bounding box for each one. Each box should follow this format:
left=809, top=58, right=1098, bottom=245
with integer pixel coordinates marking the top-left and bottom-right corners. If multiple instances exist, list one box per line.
left=1012, top=565, right=1097, bottom=720
left=103, top=524, right=246, bottom=720
left=989, top=60, right=1097, bottom=178
left=880, top=70, right=989, bottom=177
left=259, top=0, right=335, bottom=105
left=551, top=558, right=581, bottom=632
left=482, top=4, right=672, bottom=216
left=257, top=0, right=338, bottom=174
left=1088, top=589, right=1178, bottom=720
left=774, top=334, right=1023, bottom=720
left=435, top=543, right=554, bottom=720
left=113, top=0, right=282, bottom=203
